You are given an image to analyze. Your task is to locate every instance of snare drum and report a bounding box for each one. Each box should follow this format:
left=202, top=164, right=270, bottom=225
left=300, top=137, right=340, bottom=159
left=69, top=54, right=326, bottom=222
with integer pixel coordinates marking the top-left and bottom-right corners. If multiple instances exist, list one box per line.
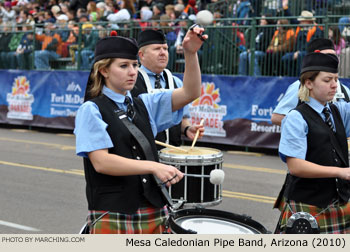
left=159, top=146, right=223, bottom=207
left=169, top=208, right=268, bottom=234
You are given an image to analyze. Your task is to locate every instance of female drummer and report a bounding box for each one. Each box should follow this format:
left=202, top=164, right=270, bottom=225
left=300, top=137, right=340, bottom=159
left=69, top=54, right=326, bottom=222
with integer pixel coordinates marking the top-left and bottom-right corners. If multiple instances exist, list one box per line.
left=74, top=28, right=207, bottom=234
left=275, top=52, right=350, bottom=234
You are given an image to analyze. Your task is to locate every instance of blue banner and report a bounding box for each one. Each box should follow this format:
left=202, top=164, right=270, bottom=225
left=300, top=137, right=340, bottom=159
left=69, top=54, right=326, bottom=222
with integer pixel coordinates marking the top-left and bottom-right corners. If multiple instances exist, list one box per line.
left=0, top=70, right=89, bottom=129
left=1, top=70, right=350, bottom=148
left=178, top=75, right=297, bottom=148
left=180, top=75, right=350, bottom=148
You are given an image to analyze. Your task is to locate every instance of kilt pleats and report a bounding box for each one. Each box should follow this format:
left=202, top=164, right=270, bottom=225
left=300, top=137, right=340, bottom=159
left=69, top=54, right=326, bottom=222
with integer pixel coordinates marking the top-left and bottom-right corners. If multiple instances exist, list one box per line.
left=276, top=198, right=350, bottom=234
left=87, top=205, right=169, bottom=234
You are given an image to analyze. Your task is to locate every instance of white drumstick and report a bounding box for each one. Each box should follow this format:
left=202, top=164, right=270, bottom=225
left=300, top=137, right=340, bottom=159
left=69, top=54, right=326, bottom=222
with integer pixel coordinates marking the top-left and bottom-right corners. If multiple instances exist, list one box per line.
left=182, top=169, right=225, bottom=185
left=190, top=119, right=204, bottom=150
left=155, top=140, right=188, bottom=153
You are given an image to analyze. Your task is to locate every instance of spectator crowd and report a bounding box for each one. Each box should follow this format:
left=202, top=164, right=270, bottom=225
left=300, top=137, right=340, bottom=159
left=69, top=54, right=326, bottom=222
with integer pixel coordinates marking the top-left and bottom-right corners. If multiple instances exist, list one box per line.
left=0, top=0, right=349, bottom=76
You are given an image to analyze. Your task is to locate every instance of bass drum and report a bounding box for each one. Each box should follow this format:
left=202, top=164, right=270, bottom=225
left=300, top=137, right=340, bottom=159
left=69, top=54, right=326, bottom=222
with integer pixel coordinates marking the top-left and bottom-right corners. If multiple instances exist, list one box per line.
left=168, top=208, right=268, bottom=234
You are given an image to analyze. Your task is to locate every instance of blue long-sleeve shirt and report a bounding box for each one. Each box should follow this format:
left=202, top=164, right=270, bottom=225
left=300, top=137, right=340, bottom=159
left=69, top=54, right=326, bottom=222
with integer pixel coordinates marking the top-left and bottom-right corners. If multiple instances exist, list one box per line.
left=74, top=86, right=184, bottom=158
left=279, top=97, right=350, bottom=163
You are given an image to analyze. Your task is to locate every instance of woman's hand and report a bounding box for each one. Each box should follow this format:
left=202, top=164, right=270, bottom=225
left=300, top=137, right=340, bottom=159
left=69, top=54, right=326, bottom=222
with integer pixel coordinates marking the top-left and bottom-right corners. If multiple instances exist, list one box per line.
left=151, top=162, right=184, bottom=187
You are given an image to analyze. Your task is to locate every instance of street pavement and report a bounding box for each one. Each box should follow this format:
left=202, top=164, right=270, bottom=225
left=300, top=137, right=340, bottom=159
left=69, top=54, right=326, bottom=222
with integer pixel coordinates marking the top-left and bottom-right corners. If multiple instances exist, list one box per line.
left=0, top=127, right=286, bottom=234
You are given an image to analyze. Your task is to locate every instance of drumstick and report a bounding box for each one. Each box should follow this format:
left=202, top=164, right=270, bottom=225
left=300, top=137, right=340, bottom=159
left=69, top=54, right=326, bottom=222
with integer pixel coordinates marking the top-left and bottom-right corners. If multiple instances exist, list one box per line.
left=155, top=140, right=188, bottom=153
left=190, top=119, right=204, bottom=150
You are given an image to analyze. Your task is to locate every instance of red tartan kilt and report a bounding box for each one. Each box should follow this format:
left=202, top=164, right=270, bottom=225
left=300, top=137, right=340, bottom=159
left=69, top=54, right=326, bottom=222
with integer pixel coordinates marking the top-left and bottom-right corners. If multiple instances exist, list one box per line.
left=87, top=205, right=169, bottom=234
left=276, top=197, right=350, bottom=234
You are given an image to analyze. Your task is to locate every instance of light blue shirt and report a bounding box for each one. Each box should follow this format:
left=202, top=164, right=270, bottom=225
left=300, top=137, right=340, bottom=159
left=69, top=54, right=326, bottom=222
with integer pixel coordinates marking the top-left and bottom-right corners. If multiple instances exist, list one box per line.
left=279, top=97, right=350, bottom=163
left=139, top=65, right=190, bottom=118
left=74, top=86, right=183, bottom=157
left=140, top=65, right=183, bottom=90
left=273, top=80, right=350, bottom=115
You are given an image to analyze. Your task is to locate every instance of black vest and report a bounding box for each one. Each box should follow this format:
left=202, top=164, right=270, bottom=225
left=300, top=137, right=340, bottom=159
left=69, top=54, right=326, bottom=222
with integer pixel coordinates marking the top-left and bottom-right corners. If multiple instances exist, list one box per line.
left=131, top=71, right=182, bottom=147
left=83, top=95, right=166, bottom=214
left=284, top=103, right=350, bottom=207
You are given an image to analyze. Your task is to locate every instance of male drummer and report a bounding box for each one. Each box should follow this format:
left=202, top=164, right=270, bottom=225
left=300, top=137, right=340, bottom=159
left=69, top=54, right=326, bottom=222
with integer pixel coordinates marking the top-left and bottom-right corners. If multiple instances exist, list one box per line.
left=131, top=29, right=204, bottom=148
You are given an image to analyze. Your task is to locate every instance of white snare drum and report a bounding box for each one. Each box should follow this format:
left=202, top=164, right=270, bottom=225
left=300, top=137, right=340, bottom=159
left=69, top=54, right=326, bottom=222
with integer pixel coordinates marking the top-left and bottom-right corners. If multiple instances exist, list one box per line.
left=169, top=208, right=268, bottom=234
left=159, top=146, right=223, bottom=207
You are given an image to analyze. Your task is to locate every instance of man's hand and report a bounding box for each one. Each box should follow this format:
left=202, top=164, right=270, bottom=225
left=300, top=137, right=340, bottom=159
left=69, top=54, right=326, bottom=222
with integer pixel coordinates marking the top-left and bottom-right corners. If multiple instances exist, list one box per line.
left=184, top=123, right=205, bottom=140
left=182, top=24, right=208, bottom=54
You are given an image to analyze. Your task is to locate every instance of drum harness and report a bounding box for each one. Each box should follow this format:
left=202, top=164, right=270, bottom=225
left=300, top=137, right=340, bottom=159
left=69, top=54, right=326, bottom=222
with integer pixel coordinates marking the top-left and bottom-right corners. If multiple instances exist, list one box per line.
left=138, top=68, right=175, bottom=145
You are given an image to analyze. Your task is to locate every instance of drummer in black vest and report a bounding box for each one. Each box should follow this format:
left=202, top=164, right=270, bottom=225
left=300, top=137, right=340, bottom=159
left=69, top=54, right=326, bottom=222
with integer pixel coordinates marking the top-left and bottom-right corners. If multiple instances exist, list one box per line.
left=275, top=52, right=350, bottom=234
left=271, top=38, right=350, bottom=126
left=74, top=28, right=207, bottom=234
left=131, top=29, right=204, bottom=148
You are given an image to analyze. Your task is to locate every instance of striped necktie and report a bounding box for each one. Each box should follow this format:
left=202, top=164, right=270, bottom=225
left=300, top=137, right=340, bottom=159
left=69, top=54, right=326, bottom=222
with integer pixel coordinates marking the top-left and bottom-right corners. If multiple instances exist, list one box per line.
left=124, top=96, right=135, bottom=121
left=154, top=74, right=161, bottom=89
left=322, top=107, right=335, bottom=132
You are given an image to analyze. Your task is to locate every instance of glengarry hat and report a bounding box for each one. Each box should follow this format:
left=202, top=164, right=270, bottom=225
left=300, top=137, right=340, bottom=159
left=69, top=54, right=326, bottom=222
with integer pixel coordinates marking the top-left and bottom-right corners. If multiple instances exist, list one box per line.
left=137, top=29, right=166, bottom=49
left=84, top=33, right=138, bottom=101
left=300, top=52, right=338, bottom=75
left=94, top=33, right=138, bottom=62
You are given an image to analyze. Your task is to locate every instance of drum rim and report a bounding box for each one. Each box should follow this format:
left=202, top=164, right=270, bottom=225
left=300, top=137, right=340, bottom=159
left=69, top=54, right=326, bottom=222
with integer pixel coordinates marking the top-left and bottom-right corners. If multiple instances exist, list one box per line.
left=160, top=160, right=223, bottom=166
left=160, top=146, right=221, bottom=154
left=169, top=208, right=268, bottom=234
left=159, top=154, right=224, bottom=165
left=171, top=198, right=223, bottom=208
left=159, top=147, right=224, bottom=161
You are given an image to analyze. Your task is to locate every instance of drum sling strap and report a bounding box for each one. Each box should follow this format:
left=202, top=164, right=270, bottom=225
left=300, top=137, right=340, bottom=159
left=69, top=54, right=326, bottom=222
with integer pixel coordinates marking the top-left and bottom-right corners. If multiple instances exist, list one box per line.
left=138, top=68, right=175, bottom=145
left=104, top=96, right=175, bottom=208
left=117, top=112, right=174, bottom=207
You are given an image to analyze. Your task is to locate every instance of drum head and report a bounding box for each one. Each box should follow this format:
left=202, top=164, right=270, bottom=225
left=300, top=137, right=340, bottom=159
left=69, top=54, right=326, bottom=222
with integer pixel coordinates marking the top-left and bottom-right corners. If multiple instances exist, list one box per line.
left=176, top=217, right=257, bottom=234
left=159, top=147, right=223, bottom=165
left=160, top=146, right=220, bottom=156
left=169, top=208, right=268, bottom=234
